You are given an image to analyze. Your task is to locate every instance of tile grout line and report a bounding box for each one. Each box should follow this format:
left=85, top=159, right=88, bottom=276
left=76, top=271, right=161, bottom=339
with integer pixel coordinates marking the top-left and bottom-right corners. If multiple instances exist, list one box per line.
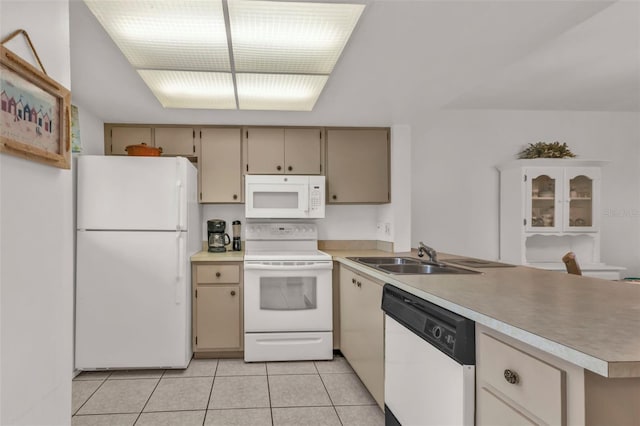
left=202, top=359, right=219, bottom=426
left=317, top=366, right=345, bottom=426
left=72, top=375, right=110, bottom=417
left=131, top=370, right=165, bottom=425
left=265, top=363, right=275, bottom=426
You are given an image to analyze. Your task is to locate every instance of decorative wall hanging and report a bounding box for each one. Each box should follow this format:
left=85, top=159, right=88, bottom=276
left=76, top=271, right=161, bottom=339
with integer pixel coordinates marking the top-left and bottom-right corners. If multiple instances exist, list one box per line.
left=0, top=29, right=71, bottom=169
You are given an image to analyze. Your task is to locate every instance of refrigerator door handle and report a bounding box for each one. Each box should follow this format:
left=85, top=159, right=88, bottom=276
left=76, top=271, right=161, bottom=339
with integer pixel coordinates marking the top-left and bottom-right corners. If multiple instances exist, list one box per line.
left=175, top=232, right=183, bottom=305
left=175, top=179, right=183, bottom=231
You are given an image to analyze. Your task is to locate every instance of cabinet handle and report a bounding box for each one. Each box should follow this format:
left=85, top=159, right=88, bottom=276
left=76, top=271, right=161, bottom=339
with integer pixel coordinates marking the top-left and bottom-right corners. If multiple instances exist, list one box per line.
left=332, top=195, right=337, bottom=200
left=216, top=272, right=221, bottom=278
left=288, top=166, right=293, bottom=171
left=233, top=194, right=238, bottom=200
left=504, top=369, right=519, bottom=384
left=357, top=281, right=362, bottom=288
left=277, top=165, right=282, bottom=171
left=230, top=290, right=236, bottom=296
left=352, top=278, right=356, bottom=284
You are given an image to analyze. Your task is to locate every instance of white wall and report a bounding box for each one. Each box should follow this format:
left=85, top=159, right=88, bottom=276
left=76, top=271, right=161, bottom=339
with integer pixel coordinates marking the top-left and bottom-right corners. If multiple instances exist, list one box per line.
left=201, top=202, right=381, bottom=244
left=74, top=103, right=104, bottom=155
left=411, top=109, right=640, bottom=276
left=1, top=1, right=73, bottom=425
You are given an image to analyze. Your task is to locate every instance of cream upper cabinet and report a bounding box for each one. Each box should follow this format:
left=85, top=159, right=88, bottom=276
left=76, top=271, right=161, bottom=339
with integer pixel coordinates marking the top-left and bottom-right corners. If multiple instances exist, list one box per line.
left=154, top=127, right=195, bottom=157
left=339, top=265, right=384, bottom=408
left=192, top=263, right=243, bottom=353
left=199, top=127, right=242, bottom=203
left=326, top=128, right=390, bottom=203
left=245, top=127, right=322, bottom=175
left=107, top=126, right=152, bottom=155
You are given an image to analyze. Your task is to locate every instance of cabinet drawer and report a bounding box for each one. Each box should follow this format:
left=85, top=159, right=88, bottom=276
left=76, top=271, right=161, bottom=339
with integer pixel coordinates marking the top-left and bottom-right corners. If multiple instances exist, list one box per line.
left=196, top=264, right=240, bottom=284
left=477, top=386, right=537, bottom=425
left=477, top=332, right=565, bottom=425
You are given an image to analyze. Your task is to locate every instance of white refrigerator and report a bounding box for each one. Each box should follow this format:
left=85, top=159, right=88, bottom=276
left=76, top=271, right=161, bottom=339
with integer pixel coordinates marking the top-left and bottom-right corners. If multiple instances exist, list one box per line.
left=75, top=155, right=201, bottom=370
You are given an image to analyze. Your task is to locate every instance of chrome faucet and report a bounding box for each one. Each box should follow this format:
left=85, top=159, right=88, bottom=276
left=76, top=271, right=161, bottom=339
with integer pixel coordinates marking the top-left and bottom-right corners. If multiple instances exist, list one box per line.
left=417, top=242, right=438, bottom=263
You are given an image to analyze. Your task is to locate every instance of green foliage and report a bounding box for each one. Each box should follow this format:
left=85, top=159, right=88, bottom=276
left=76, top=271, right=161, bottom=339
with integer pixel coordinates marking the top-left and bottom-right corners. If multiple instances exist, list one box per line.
left=517, top=141, right=576, bottom=159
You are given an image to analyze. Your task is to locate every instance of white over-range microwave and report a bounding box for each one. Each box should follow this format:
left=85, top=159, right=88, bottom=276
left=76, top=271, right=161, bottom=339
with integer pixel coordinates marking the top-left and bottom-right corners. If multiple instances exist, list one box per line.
left=245, top=175, right=325, bottom=219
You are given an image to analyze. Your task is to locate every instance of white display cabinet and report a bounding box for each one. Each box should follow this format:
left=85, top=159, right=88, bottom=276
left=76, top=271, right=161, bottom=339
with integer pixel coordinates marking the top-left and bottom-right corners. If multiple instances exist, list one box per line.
left=498, top=159, right=624, bottom=280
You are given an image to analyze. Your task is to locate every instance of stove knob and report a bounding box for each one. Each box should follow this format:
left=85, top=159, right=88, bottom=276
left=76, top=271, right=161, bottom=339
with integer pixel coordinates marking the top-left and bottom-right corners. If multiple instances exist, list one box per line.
left=432, top=325, right=442, bottom=339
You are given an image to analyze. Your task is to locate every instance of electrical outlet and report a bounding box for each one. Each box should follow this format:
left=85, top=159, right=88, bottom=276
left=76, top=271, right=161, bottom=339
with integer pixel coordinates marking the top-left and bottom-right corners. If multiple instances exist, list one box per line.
left=384, top=223, right=391, bottom=235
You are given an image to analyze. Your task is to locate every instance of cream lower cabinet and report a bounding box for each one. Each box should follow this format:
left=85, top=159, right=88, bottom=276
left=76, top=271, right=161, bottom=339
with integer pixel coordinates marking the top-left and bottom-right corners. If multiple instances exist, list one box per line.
left=326, top=128, right=390, bottom=203
left=477, top=324, right=640, bottom=426
left=192, top=263, right=243, bottom=354
left=199, top=127, right=242, bottom=203
left=339, top=265, right=384, bottom=408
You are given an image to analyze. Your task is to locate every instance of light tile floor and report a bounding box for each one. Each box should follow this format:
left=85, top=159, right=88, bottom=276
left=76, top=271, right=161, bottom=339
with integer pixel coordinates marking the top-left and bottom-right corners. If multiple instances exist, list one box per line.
left=72, top=355, right=384, bottom=426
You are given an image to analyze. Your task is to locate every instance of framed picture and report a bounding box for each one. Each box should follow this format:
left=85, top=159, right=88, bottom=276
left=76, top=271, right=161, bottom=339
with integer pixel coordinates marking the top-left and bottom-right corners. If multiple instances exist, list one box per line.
left=0, top=45, right=71, bottom=169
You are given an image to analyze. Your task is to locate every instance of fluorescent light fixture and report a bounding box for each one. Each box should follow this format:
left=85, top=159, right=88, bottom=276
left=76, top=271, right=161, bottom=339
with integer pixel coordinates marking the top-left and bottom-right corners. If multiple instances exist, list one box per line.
left=138, top=70, right=236, bottom=109
left=83, top=0, right=364, bottom=110
left=237, top=73, right=329, bottom=111
left=229, top=0, right=365, bottom=74
left=84, top=0, right=230, bottom=71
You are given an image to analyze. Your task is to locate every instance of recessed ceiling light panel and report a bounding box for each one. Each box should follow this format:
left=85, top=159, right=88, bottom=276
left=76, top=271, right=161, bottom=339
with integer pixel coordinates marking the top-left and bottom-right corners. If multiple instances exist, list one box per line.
left=138, top=70, right=237, bottom=109
left=236, top=73, right=329, bottom=111
left=84, top=0, right=230, bottom=71
left=229, top=0, right=365, bottom=74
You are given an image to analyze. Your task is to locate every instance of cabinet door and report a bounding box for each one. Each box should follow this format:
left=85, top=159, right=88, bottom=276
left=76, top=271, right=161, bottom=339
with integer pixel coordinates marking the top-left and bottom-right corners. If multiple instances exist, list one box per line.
left=339, top=267, right=384, bottom=408
left=195, top=285, right=241, bottom=350
left=284, top=128, right=321, bottom=175
left=339, top=268, right=360, bottom=362
left=109, top=127, right=152, bottom=155
left=200, top=128, right=242, bottom=203
left=525, top=168, right=563, bottom=233
left=246, top=127, right=285, bottom=174
left=564, top=167, right=599, bottom=232
left=326, top=129, right=389, bottom=203
left=155, top=127, right=195, bottom=157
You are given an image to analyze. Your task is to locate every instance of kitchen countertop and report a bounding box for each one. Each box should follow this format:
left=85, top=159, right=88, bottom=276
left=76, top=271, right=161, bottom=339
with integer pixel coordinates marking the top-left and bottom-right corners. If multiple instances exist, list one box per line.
left=327, top=249, right=640, bottom=379
left=189, top=247, right=640, bottom=378
left=191, top=250, right=244, bottom=262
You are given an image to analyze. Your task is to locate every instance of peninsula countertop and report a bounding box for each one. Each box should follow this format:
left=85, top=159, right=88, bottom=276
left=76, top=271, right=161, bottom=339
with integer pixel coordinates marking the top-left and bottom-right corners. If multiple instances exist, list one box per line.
left=190, top=247, right=640, bottom=378
left=327, top=249, right=640, bottom=379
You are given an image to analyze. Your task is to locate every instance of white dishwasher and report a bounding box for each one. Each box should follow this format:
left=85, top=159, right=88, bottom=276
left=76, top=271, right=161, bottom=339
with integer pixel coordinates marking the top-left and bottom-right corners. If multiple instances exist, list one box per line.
left=382, top=284, right=475, bottom=426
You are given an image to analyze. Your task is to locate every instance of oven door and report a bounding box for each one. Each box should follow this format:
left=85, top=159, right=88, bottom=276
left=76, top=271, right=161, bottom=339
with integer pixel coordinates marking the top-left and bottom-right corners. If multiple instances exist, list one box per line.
left=244, top=261, right=333, bottom=332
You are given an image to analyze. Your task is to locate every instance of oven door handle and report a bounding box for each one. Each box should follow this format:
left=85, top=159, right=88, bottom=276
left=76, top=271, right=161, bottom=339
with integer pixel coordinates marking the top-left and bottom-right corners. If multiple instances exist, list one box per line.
left=244, top=262, right=333, bottom=271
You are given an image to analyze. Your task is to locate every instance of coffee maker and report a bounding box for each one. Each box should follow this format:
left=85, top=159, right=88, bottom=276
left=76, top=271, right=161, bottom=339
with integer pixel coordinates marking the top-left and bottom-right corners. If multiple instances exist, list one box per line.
left=207, top=219, right=230, bottom=253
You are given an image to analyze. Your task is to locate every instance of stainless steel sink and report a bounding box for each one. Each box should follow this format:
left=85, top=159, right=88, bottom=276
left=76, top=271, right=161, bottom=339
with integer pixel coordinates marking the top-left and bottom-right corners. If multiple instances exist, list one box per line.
left=347, top=257, right=480, bottom=275
left=377, top=263, right=478, bottom=275
left=348, top=257, right=421, bottom=265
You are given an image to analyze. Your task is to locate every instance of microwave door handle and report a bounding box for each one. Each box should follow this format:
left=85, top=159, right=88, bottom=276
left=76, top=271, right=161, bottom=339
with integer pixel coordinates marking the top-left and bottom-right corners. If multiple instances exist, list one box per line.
left=300, top=188, right=309, bottom=213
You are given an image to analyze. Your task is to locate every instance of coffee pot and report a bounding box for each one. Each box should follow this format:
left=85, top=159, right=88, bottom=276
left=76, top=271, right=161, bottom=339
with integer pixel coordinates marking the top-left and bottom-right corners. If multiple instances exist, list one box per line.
left=207, top=219, right=230, bottom=253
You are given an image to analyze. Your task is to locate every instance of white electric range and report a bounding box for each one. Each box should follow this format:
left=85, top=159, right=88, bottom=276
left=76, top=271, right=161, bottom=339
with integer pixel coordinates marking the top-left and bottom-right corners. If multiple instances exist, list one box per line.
left=243, top=222, right=333, bottom=362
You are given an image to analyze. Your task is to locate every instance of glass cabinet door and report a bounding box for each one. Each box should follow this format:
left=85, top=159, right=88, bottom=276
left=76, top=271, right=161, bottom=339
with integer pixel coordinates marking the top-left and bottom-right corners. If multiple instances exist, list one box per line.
left=526, top=168, right=563, bottom=232
left=564, top=168, right=599, bottom=232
